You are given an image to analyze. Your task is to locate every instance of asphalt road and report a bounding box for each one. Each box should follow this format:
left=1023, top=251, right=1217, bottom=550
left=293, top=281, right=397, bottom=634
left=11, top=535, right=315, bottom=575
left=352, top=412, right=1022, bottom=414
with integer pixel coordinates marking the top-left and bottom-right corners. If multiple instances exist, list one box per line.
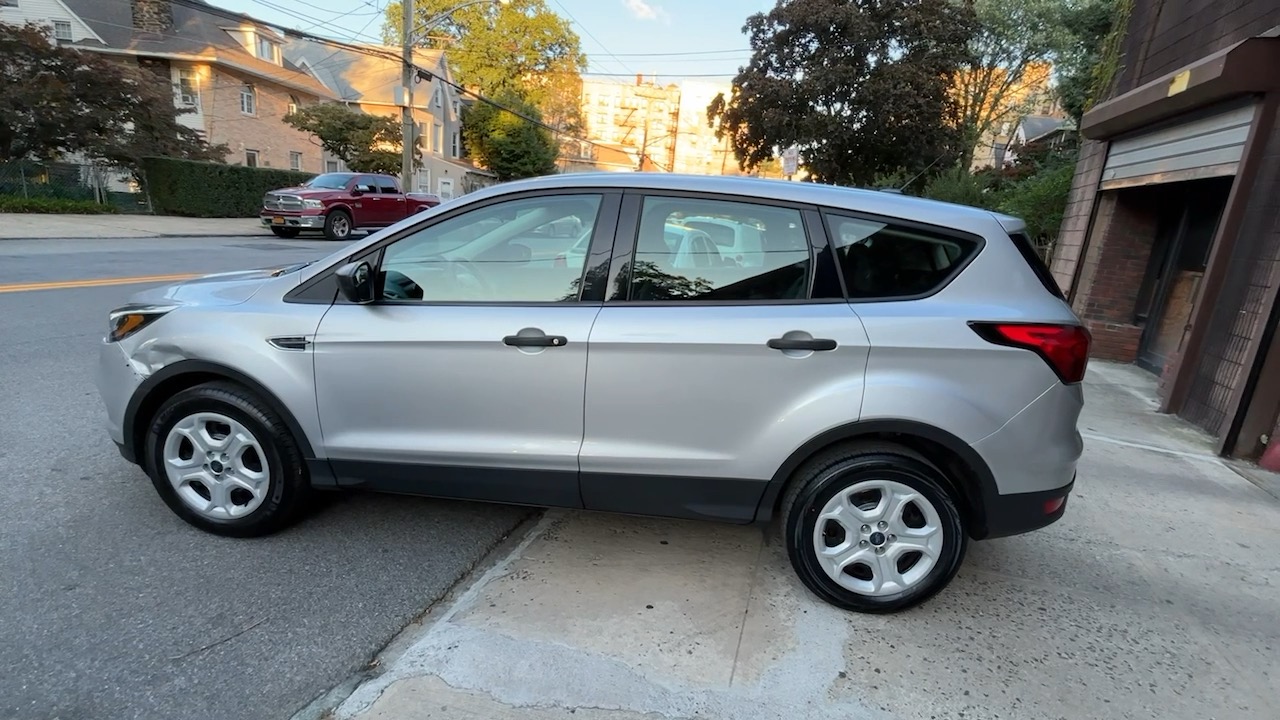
left=0, top=235, right=534, bottom=720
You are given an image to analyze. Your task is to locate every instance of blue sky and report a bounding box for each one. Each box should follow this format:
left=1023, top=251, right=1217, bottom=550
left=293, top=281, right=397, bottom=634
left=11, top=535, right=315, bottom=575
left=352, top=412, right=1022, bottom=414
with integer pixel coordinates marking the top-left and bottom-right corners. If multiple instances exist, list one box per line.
left=214, top=0, right=774, bottom=83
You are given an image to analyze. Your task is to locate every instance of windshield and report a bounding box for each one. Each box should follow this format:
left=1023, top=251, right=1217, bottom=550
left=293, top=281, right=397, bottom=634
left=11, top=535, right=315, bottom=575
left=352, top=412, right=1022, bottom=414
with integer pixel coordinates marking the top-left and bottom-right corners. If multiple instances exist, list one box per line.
left=302, top=173, right=354, bottom=190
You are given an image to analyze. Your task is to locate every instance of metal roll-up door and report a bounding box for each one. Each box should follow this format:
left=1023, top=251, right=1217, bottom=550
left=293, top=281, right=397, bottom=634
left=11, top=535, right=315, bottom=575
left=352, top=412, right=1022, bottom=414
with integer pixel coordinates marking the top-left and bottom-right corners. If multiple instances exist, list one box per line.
left=1100, top=101, right=1257, bottom=190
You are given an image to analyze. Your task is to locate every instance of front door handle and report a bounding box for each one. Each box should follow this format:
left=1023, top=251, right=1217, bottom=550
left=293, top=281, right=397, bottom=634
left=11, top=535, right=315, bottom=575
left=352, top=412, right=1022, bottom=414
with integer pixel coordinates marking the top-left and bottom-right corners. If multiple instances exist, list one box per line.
left=767, top=337, right=837, bottom=352
left=504, top=334, right=568, bottom=348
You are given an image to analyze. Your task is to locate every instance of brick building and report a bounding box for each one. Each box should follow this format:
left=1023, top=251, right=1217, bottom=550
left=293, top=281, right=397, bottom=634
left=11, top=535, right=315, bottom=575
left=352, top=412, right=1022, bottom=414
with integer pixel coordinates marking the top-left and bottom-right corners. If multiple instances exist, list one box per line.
left=55, top=0, right=334, bottom=172
left=1050, top=0, right=1280, bottom=460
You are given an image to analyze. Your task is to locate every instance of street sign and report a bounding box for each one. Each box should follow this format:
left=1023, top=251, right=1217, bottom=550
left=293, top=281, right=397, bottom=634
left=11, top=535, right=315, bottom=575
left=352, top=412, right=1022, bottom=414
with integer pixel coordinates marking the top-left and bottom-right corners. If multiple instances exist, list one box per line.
left=781, top=146, right=799, bottom=176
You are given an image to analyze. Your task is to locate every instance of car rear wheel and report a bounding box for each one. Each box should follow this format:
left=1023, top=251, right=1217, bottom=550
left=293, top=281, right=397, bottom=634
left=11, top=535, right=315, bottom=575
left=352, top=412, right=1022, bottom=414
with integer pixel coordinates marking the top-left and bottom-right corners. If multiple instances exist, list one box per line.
left=270, top=227, right=301, bottom=238
left=144, top=382, right=310, bottom=537
left=324, top=210, right=352, bottom=241
left=781, top=441, right=966, bottom=613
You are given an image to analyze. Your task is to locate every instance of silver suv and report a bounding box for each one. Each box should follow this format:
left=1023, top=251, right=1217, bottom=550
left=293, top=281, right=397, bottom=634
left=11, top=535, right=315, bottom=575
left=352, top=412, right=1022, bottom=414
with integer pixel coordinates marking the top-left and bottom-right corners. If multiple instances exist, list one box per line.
left=95, top=174, right=1087, bottom=613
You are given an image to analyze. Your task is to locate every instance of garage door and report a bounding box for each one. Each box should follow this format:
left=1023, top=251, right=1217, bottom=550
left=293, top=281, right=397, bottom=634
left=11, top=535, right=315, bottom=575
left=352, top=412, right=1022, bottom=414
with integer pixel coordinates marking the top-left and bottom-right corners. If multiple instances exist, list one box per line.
left=1100, top=101, right=1257, bottom=190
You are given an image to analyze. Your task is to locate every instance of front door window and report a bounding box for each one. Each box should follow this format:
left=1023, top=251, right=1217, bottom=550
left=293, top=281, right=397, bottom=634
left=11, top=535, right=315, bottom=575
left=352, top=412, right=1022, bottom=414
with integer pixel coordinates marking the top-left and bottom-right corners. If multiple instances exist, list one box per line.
left=378, top=194, right=603, bottom=303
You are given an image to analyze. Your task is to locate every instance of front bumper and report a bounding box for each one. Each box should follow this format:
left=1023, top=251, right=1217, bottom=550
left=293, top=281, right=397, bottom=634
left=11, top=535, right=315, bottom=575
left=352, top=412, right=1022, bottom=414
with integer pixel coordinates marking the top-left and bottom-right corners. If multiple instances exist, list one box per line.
left=260, top=212, right=325, bottom=229
left=96, top=340, right=147, bottom=464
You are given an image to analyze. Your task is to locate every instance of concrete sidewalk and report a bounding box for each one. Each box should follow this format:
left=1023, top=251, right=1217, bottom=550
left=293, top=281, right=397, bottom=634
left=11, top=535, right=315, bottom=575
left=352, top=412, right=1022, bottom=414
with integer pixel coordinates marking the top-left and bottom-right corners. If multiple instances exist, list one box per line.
left=0, top=213, right=268, bottom=239
left=325, top=362, right=1280, bottom=720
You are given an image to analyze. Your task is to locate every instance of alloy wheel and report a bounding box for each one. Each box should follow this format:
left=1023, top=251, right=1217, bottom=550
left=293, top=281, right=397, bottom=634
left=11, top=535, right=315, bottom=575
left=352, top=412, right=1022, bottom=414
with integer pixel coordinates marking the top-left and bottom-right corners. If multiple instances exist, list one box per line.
left=162, top=412, right=271, bottom=520
left=811, top=478, right=944, bottom=596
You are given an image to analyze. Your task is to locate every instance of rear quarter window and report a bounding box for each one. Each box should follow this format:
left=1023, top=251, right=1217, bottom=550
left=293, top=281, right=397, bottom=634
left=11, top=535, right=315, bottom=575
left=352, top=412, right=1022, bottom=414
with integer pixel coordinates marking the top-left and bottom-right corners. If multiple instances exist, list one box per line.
left=826, top=213, right=981, bottom=300
left=1008, top=231, right=1066, bottom=300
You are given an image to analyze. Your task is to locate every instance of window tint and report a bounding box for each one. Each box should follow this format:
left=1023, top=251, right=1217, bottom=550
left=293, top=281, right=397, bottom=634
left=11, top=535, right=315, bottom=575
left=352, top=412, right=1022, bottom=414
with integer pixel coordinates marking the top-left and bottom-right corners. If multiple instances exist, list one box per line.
left=379, top=194, right=602, bottom=303
left=629, top=197, right=810, bottom=302
left=828, top=214, right=979, bottom=299
left=376, top=178, right=399, bottom=194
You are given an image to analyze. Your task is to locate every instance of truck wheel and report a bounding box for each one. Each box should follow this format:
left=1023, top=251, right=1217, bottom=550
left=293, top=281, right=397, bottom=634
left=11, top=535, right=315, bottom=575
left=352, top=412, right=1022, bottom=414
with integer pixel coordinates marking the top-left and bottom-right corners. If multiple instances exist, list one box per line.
left=270, top=227, right=300, bottom=239
left=324, top=210, right=352, bottom=241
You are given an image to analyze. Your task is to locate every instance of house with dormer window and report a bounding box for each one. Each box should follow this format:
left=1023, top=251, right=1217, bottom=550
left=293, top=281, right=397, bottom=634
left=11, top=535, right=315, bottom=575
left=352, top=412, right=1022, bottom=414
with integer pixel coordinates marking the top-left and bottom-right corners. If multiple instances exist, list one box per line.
left=24, top=0, right=337, bottom=172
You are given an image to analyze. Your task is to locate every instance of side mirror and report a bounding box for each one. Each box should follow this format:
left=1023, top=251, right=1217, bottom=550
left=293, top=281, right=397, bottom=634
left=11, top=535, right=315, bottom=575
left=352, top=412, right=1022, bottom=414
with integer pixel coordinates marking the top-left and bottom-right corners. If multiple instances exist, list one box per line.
left=335, top=261, right=375, bottom=304
left=349, top=188, right=364, bottom=197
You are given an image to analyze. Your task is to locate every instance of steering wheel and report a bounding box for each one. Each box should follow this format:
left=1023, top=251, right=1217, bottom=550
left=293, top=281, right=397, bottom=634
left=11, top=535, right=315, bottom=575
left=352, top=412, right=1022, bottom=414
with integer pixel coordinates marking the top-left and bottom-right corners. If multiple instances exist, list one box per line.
left=448, top=258, right=492, bottom=297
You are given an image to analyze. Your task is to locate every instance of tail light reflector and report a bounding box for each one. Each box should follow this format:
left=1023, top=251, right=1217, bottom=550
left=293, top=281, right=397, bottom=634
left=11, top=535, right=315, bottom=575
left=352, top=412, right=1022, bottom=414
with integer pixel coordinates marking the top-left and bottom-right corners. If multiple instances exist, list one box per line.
left=969, top=322, right=1091, bottom=384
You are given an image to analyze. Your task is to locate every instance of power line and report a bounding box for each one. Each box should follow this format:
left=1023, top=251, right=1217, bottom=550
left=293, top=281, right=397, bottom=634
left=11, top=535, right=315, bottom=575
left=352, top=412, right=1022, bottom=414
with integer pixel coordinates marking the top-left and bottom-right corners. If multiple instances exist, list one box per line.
left=549, top=0, right=634, bottom=78
left=153, top=0, right=679, bottom=170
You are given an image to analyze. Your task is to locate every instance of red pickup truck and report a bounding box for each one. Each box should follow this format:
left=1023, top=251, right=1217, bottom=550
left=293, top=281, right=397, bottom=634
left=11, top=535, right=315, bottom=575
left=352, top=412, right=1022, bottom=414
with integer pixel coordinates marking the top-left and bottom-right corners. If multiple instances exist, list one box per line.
left=260, top=172, right=442, bottom=240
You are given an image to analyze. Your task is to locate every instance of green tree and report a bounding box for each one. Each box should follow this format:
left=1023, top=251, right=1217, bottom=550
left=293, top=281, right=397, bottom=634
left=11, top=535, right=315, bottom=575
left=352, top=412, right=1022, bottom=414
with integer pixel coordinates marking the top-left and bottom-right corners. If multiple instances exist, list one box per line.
left=283, top=103, right=413, bottom=175
left=952, top=0, right=1075, bottom=169
left=461, top=93, right=558, bottom=181
left=707, top=0, right=975, bottom=187
left=1054, top=0, right=1117, bottom=124
left=921, top=165, right=999, bottom=209
left=383, top=0, right=585, bottom=133
left=0, top=22, right=223, bottom=173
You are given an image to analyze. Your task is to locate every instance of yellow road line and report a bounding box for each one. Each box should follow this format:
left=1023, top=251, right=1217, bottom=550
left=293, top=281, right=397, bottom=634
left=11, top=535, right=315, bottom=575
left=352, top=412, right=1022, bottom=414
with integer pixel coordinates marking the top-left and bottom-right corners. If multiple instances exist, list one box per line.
left=0, top=273, right=202, bottom=294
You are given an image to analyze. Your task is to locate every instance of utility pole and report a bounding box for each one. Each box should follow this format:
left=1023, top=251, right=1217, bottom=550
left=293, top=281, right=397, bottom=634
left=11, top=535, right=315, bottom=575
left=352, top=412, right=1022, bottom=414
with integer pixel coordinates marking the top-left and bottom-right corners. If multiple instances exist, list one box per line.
left=400, top=0, right=416, bottom=189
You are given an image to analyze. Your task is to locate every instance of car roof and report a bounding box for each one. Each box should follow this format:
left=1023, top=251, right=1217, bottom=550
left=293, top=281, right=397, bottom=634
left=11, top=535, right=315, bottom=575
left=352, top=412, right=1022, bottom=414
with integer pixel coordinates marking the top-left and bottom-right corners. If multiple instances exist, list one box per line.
left=472, top=172, right=1017, bottom=230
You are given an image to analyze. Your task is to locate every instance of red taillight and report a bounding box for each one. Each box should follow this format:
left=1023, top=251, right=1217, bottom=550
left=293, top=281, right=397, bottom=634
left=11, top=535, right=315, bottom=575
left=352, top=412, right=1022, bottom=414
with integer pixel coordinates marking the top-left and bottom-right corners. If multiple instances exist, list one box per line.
left=970, top=322, right=1091, bottom=384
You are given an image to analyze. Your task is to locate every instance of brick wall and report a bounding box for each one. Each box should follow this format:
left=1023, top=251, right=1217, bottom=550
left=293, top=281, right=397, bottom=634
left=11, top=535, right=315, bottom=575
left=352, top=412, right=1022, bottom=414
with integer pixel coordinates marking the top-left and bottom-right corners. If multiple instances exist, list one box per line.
left=204, top=68, right=322, bottom=173
left=1049, top=139, right=1107, bottom=292
left=1070, top=190, right=1160, bottom=361
left=1052, top=0, right=1280, bottom=297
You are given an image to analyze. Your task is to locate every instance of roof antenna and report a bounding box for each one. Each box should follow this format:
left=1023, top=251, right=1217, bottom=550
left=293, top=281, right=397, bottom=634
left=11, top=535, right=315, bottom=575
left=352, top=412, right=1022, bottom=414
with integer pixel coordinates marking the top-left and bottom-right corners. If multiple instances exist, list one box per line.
left=894, top=152, right=949, bottom=192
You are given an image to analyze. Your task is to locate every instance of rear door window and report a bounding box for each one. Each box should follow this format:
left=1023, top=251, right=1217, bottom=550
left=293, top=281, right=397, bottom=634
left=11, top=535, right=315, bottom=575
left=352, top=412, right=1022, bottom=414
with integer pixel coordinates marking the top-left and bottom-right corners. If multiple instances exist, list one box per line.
left=376, top=178, right=400, bottom=194
left=826, top=213, right=980, bottom=300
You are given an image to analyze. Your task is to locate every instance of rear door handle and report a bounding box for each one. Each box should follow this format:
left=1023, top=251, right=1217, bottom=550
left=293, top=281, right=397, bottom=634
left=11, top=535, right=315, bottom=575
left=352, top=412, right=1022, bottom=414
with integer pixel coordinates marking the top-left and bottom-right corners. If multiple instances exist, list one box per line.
left=504, top=334, right=568, bottom=348
left=767, top=337, right=837, bottom=352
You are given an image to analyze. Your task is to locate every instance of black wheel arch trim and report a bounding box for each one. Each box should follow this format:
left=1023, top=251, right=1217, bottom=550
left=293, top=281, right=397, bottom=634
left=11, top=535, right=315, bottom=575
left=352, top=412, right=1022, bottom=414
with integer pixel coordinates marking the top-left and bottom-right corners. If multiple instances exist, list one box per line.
left=753, top=419, right=999, bottom=538
left=122, top=360, right=317, bottom=466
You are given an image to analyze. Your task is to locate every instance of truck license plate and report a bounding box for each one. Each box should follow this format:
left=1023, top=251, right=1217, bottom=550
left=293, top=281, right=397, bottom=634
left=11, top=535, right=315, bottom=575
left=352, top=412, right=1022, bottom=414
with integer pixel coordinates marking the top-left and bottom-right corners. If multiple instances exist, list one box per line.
left=272, top=216, right=284, bottom=225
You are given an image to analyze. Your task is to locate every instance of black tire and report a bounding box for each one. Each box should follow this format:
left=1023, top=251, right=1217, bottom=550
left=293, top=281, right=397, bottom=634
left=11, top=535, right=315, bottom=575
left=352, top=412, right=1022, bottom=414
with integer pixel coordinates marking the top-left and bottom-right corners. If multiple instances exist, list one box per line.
left=144, top=382, right=311, bottom=537
left=323, top=210, right=353, bottom=241
left=270, top=226, right=301, bottom=238
left=781, top=441, right=966, bottom=613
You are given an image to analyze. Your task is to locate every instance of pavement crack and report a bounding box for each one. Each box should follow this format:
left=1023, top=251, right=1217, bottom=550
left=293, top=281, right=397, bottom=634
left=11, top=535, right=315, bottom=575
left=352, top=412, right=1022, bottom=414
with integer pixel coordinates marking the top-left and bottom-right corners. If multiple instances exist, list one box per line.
left=168, top=617, right=267, bottom=661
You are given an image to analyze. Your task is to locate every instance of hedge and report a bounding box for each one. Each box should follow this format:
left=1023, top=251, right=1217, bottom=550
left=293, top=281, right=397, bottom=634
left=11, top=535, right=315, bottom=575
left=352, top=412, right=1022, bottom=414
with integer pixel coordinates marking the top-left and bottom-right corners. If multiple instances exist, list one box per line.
left=0, top=195, right=117, bottom=214
left=142, top=157, right=315, bottom=218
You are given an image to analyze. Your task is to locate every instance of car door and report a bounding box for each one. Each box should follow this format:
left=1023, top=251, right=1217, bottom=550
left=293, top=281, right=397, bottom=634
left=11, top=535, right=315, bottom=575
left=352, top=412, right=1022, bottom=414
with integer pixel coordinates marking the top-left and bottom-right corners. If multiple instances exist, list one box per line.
left=579, top=192, right=870, bottom=522
left=350, top=175, right=384, bottom=226
left=375, top=176, right=407, bottom=224
left=312, top=191, right=620, bottom=507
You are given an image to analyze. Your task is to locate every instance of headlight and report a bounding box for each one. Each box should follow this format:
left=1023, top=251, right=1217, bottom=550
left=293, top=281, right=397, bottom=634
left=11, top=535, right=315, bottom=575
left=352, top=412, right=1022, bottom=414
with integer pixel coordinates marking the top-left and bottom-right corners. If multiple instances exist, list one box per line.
left=302, top=199, right=324, bottom=209
left=107, top=304, right=176, bottom=342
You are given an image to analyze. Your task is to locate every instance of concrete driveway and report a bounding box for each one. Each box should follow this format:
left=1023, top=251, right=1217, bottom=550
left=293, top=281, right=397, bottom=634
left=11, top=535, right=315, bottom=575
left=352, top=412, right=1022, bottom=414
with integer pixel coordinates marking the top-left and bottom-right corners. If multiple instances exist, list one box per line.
left=329, top=362, right=1280, bottom=720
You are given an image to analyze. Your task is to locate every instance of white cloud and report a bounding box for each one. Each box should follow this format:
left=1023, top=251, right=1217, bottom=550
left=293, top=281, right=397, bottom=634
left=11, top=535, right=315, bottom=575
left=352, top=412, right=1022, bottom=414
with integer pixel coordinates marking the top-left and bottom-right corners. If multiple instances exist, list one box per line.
left=622, top=0, right=669, bottom=22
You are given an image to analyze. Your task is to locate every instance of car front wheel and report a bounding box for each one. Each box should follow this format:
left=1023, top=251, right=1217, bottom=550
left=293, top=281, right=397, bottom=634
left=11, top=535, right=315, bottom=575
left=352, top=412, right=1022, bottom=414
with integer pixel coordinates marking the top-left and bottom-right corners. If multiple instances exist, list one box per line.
left=144, top=382, right=310, bottom=537
left=323, top=210, right=352, bottom=241
left=781, top=441, right=966, bottom=613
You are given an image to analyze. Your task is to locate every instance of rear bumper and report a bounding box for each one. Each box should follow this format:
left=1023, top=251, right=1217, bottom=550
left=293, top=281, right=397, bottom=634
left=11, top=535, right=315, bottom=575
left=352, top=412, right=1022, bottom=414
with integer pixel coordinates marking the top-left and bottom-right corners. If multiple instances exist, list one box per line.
left=982, top=476, right=1074, bottom=539
left=260, top=212, right=325, bottom=229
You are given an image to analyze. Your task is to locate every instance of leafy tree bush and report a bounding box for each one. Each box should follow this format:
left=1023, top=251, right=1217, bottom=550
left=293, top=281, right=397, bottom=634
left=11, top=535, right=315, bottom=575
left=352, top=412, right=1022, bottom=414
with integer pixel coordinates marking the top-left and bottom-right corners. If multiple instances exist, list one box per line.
left=0, top=195, right=117, bottom=214
left=707, top=0, right=976, bottom=186
left=0, top=23, right=224, bottom=177
left=462, top=93, right=559, bottom=181
left=283, top=104, right=410, bottom=175
left=142, top=158, right=313, bottom=218
left=921, top=165, right=1000, bottom=210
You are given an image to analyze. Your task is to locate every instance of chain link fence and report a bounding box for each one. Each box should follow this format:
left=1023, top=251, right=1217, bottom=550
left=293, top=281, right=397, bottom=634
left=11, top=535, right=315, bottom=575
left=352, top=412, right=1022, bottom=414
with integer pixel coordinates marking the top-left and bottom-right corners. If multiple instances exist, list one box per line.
left=0, top=160, right=149, bottom=213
